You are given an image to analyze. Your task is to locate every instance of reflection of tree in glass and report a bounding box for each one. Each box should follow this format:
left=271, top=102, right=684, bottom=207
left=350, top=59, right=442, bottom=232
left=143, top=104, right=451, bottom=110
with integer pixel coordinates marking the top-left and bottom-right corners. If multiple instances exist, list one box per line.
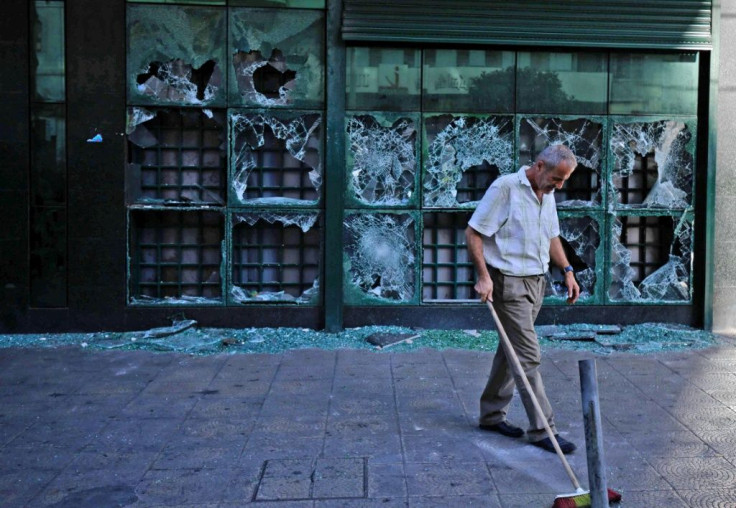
left=468, top=67, right=572, bottom=112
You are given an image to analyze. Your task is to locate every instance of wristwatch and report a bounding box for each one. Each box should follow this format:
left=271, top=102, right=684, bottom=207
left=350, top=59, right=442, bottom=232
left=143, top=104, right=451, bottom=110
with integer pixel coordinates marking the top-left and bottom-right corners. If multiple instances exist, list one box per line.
left=563, top=265, right=574, bottom=274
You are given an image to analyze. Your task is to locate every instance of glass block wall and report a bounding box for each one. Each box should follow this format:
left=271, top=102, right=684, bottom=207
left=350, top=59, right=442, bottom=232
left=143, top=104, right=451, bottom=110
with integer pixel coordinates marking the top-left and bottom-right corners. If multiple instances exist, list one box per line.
left=124, top=2, right=699, bottom=309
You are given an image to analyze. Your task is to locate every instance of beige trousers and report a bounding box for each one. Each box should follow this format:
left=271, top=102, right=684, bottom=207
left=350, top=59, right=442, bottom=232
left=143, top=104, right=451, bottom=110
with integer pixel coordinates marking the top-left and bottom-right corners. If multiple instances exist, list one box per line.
left=479, top=268, right=556, bottom=441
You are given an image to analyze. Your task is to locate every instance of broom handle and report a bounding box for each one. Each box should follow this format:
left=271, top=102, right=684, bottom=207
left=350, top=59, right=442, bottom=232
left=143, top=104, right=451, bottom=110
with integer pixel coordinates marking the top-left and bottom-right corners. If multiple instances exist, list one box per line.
left=487, top=301, right=582, bottom=491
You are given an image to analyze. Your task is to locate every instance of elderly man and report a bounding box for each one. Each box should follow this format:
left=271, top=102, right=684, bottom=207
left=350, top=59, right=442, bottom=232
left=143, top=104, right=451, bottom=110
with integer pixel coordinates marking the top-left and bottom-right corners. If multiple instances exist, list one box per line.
left=465, top=144, right=580, bottom=454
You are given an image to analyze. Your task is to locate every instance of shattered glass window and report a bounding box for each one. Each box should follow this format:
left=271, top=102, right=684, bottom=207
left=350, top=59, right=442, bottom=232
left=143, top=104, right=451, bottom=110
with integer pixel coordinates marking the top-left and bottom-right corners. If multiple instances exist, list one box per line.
left=230, top=111, right=322, bottom=205
left=344, top=213, right=418, bottom=304
left=610, top=120, right=694, bottom=210
left=422, top=49, right=515, bottom=113
left=126, top=108, right=227, bottom=205
left=423, top=115, right=513, bottom=208
left=127, top=5, right=226, bottom=106
left=129, top=210, right=224, bottom=305
left=610, top=53, right=699, bottom=115
left=231, top=212, right=320, bottom=304
left=346, top=114, right=418, bottom=207
left=422, top=212, right=474, bottom=301
left=229, top=9, right=324, bottom=108
left=545, top=214, right=601, bottom=302
left=32, top=1, right=65, bottom=102
left=608, top=212, right=693, bottom=302
left=517, top=51, right=607, bottom=115
left=347, top=48, right=421, bottom=111
left=519, top=117, right=603, bottom=207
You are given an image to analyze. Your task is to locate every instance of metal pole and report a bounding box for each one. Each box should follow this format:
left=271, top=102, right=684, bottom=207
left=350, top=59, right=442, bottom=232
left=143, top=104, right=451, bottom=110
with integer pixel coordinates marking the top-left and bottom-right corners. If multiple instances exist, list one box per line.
left=579, top=359, right=609, bottom=508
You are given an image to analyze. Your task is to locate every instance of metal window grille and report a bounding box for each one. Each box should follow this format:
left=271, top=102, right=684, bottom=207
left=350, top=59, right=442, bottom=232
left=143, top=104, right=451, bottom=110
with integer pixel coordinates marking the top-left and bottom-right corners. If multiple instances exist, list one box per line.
left=128, top=109, right=226, bottom=204
left=619, top=215, right=674, bottom=284
left=232, top=215, right=321, bottom=300
left=233, top=115, right=321, bottom=202
left=129, top=210, right=223, bottom=301
left=422, top=212, right=474, bottom=301
left=616, top=152, right=658, bottom=206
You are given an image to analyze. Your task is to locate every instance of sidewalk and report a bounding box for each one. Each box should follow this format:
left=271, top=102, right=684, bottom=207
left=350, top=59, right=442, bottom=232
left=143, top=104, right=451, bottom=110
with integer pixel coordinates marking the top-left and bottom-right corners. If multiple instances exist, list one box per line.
left=2, top=341, right=736, bottom=507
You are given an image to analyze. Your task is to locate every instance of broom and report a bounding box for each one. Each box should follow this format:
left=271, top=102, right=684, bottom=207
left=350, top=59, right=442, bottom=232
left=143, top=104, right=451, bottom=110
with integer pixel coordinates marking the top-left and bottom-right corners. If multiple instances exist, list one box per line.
left=486, top=301, right=621, bottom=507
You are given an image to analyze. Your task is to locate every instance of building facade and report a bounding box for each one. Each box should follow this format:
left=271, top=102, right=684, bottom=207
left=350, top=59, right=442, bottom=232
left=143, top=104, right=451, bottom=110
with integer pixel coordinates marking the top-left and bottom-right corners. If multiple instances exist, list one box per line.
left=2, top=0, right=733, bottom=334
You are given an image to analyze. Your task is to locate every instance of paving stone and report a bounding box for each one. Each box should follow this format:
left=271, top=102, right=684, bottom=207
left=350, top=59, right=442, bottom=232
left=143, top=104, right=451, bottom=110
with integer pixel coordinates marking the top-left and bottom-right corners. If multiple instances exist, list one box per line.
left=256, top=458, right=314, bottom=501
left=4, top=344, right=736, bottom=506
left=405, top=462, right=495, bottom=497
left=312, top=457, right=365, bottom=498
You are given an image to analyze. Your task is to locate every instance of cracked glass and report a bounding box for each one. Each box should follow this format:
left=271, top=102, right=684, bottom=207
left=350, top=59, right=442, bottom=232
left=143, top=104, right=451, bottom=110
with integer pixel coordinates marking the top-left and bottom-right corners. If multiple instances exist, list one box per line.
left=344, top=213, right=417, bottom=304
left=230, top=111, right=322, bottom=205
left=608, top=212, right=693, bottom=302
left=346, top=113, right=418, bottom=207
left=126, top=108, right=227, bottom=205
left=127, top=5, right=227, bottom=106
left=423, top=115, right=514, bottom=208
left=519, top=117, right=603, bottom=207
left=545, top=215, right=601, bottom=302
left=517, top=51, right=607, bottom=115
left=229, top=8, right=324, bottom=108
left=610, top=119, right=694, bottom=210
left=422, top=49, right=515, bottom=113
left=610, top=53, right=699, bottom=115
left=347, top=48, right=421, bottom=111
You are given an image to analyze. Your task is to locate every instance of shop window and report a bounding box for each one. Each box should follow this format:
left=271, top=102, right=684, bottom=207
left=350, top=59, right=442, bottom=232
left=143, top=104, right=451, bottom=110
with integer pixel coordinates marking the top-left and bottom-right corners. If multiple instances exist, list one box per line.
left=129, top=210, right=224, bottom=304
left=127, top=108, right=227, bottom=205
left=422, top=212, right=474, bottom=301
left=231, top=212, right=320, bottom=304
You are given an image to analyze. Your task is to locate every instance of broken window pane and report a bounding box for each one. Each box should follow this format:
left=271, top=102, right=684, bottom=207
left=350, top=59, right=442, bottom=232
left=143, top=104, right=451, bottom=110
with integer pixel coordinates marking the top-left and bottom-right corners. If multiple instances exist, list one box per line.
left=610, top=53, right=699, bottom=115
left=422, top=49, right=515, bottom=113
left=127, top=5, right=226, bottom=106
left=422, top=212, right=474, bottom=301
left=129, top=210, right=224, bottom=305
left=610, top=120, right=694, bottom=210
left=519, top=117, right=603, bottom=207
left=346, top=113, right=418, bottom=207
left=230, top=111, right=322, bottom=205
left=347, top=48, right=421, bottom=111
left=344, top=213, right=417, bottom=304
left=545, top=214, right=601, bottom=301
left=32, top=1, right=65, bottom=102
left=517, top=51, right=607, bottom=115
left=231, top=212, right=321, bottom=304
left=230, top=8, right=324, bottom=108
left=127, top=108, right=227, bottom=205
left=423, top=115, right=513, bottom=208
left=608, top=212, right=692, bottom=302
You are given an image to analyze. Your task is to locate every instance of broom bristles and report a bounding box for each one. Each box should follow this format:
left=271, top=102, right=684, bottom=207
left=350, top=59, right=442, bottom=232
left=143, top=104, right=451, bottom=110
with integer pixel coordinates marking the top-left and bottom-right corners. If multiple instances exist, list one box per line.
left=551, top=488, right=622, bottom=508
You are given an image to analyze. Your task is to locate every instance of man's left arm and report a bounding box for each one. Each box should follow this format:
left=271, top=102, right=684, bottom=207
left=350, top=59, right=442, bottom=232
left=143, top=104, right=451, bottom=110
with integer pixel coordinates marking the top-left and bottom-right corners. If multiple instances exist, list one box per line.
left=549, top=236, right=580, bottom=304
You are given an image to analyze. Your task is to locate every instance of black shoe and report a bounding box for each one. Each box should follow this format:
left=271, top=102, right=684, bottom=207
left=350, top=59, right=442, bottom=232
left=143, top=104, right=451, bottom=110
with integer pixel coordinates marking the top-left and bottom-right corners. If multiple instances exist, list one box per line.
left=530, top=435, right=576, bottom=454
left=478, top=421, right=524, bottom=438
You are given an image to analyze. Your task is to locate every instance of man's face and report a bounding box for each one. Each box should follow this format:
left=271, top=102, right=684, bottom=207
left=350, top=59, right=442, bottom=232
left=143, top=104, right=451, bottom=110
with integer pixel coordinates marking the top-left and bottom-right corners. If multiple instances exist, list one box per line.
left=536, top=161, right=576, bottom=194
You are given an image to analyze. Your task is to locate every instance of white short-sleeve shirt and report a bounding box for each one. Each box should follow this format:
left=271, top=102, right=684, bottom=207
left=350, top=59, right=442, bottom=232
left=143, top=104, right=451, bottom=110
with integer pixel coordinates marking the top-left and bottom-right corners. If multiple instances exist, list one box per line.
left=468, top=167, right=560, bottom=276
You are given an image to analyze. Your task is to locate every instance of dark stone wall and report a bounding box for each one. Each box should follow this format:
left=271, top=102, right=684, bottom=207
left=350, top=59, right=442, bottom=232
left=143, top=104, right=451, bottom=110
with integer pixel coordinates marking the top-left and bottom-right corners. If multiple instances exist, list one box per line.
left=0, top=1, right=30, bottom=332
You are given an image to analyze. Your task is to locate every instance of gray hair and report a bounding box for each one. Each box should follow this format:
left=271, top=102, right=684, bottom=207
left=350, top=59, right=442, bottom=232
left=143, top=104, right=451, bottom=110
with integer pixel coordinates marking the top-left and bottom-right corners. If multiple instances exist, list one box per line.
left=536, top=144, right=577, bottom=170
